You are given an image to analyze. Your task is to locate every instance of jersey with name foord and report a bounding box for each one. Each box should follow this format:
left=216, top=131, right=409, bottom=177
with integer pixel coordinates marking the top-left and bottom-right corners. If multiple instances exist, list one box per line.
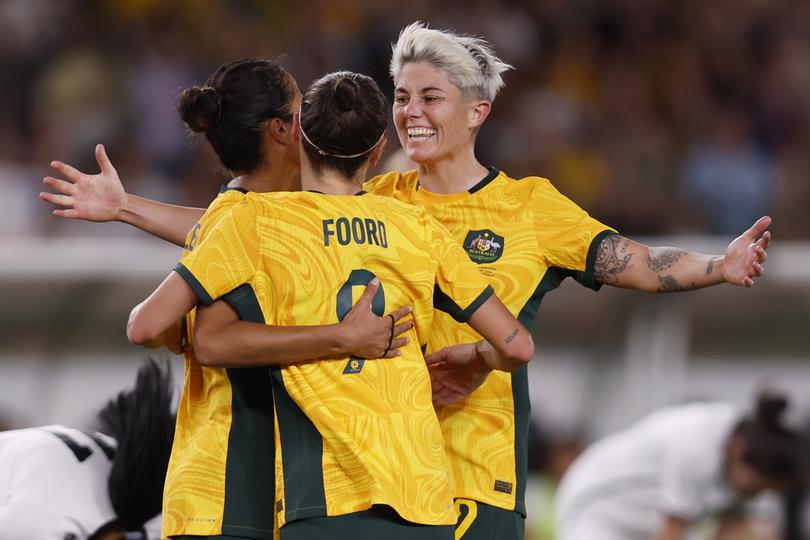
left=365, top=167, right=615, bottom=515
left=176, top=191, right=495, bottom=528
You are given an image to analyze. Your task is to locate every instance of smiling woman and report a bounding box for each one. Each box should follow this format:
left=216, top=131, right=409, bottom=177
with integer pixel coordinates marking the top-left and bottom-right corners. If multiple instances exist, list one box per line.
left=361, top=21, right=772, bottom=540
left=389, top=25, right=511, bottom=193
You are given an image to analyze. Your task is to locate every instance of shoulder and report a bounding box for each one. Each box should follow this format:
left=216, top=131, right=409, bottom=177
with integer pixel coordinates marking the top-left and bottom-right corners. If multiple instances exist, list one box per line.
left=364, top=192, right=424, bottom=220
left=364, top=169, right=419, bottom=196
left=488, top=171, right=562, bottom=205
left=201, top=189, right=248, bottom=220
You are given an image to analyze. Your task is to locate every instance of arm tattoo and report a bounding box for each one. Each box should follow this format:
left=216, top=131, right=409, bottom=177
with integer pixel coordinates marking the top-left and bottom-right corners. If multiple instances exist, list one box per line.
left=647, top=247, right=687, bottom=272
left=594, top=235, right=633, bottom=285
left=505, top=328, right=519, bottom=344
left=706, top=256, right=720, bottom=275
left=657, top=275, right=699, bottom=292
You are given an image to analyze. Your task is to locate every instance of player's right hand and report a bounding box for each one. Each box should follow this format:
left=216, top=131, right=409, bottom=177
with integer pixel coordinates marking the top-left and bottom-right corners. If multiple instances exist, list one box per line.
left=40, top=143, right=126, bottom=222
left=340, top=278, right=414, bottom=359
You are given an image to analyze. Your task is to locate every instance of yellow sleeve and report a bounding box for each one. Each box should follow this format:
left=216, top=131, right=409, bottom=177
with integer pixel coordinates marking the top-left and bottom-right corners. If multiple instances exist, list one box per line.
left=532, top=179, right=617, bottom=290
left=173, top=198, right=261, bottom=305
left=363, top=171, right=401, bottom=196
left=427, top=214, right=494, bottom=322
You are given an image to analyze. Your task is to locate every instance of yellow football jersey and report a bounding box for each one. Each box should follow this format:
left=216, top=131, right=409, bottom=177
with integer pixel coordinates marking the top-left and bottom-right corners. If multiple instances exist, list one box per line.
left=162, top=187, right=279, bottom=539
left=176, top=191, right=495, bottom=528
left=364, top=167, right=616, bottom=515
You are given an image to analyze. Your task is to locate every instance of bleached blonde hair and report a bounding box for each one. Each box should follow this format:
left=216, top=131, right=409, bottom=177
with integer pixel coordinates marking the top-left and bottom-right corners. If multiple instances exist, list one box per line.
left=390, top=21, right=513, bottom=101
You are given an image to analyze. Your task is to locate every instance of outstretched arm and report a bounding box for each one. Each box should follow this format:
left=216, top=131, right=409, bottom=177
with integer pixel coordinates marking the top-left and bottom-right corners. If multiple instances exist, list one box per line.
left=594, top=217, right=771, bottom=292
left=41, top=144, right=205, bottom=247
left=193, top=279, right=414, bottom=366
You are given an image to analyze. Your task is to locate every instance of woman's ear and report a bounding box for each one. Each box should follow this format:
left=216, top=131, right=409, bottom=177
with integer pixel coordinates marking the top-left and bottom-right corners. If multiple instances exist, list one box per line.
left=468, top=100, right=492, bottom=130
left=267, top=114, right=300, bottom=146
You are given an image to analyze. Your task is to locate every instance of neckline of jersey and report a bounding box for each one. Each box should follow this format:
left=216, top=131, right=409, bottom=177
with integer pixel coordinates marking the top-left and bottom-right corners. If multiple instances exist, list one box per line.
left=219, top=185, right=249, bottom=194
left=306, top=189, right=367, bottom=196
left=415, top=166, right=500, bottom=197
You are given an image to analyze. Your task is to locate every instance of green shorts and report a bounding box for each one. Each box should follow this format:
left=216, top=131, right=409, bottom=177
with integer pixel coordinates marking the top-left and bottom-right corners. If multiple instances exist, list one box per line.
left=280, top=506, right=454, bottom=540
left=454, top=499, right=525, bottom=540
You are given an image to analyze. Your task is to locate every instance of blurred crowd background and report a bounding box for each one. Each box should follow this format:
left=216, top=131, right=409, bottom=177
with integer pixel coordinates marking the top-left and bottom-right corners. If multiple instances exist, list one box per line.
left=2, top=1, right=809, bottom=538
left=1, top=0, right=809, bottom=239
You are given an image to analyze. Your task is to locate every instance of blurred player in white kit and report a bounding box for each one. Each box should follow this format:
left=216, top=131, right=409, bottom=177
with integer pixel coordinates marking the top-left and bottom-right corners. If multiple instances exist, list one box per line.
left=0, top=359, right=174, bottom=540
left=556, top=394, right=802, bottom=540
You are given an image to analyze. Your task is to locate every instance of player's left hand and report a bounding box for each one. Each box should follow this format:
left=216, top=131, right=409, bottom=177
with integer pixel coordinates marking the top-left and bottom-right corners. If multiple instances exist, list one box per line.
left=426, top=344, right=491, bottom=407
left=723, top=216, right=771, bottom=287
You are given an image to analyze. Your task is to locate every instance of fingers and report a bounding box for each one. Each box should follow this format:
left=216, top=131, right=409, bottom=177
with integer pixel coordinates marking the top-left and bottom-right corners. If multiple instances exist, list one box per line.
left=38, top=192, right=73, bottom=208
left=50, top=160, right=85, bottom=182
left=383, top=338, right=408, bottom=358
left=424, top=350, right=447, bottom=367
left=52, top=208, right=79, bottom=219
left=743, top=215, right=772, bottom=241
left=353, top=278, right=379, bottom=311
left=752, top=262, right=764, bottom=277
left=756, top=231, right=771, bottom=252
left=95, top=143, right=116, bottom=175
left=388, top=305, right=413, bottom=323
left=743, top=276, right=754, bottom=287
left=42, top=176, right=76, bottom=196
left=432, top=389, right=458, bottom=407
left=393, top=320, right=414, bottom=338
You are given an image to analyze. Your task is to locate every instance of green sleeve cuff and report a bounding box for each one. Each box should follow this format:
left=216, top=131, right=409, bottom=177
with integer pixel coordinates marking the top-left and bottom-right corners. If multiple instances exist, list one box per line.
left=434, top=284, right=495, bottom=323
left=174, top=263, right=214, bottom=305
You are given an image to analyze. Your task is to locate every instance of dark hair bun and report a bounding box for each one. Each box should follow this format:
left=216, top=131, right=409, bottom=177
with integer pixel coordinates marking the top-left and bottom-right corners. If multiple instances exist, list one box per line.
left=333, top=77, right=361, bottom=113
left=177, top=85, right=222, bottom=132
left=756, top=392, right=789, bottom=428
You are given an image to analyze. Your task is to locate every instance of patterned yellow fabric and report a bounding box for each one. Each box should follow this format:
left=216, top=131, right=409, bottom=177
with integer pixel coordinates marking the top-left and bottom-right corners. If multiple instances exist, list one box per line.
left=177, top=191, right=495, bottom=527
left=161, top=188, right=251, bottom=538
left=364, top=168, right=615, bottom=515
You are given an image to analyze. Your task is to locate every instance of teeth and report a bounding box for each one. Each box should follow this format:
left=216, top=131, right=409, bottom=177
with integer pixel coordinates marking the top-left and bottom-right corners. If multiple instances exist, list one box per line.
left=407, top=127, right=436, bottom=139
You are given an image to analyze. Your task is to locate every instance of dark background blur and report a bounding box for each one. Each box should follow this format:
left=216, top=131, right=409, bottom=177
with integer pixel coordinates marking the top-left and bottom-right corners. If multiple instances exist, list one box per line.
left=2, top=0, right=808, bottom=239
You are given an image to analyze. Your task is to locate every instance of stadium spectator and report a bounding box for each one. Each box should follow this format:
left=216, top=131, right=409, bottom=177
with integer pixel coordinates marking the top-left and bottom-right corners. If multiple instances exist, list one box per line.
left=0, top=359, right=174, bottom=540
left=555, top=394, right=801, bottom=540
left=16, top=1, right=809, bottom=241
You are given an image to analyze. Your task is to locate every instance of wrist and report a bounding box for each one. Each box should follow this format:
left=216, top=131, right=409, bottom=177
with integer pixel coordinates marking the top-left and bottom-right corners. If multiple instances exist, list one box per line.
left=714, top=255, right=728, bottom=283
left=472, top=341, right=494, bottom=372
left=330, top=321, right=353, bottom=356
left=117, top=193, right=134, bottom=223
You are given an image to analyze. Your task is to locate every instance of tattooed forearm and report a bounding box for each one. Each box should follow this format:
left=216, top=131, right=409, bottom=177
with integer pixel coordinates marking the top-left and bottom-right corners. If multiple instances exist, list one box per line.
left=594, top=235, right=634, bottom=285
left=706, top=256, right=720, bottom=275
left=657, top=275, right=699, bottom=292
left=505, top=328, right=519, bottom=344
left=647, top=247, right=687, bottom=272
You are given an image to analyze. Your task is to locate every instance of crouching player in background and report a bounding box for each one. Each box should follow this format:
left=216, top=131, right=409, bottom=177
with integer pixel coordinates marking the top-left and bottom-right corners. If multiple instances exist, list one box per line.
left=555, top=393, right=802, bottom=540
left=0, top=359, right=175, bottom=540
